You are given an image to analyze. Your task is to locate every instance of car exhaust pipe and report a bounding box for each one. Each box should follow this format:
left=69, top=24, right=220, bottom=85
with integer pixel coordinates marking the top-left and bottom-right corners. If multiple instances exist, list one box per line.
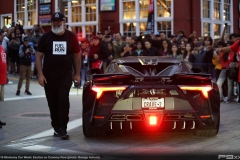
left=191, top=121, right=195, bottom=129
left=182, top=121, right=186, bottom=129
left=172, top=121, right=176, bottom=129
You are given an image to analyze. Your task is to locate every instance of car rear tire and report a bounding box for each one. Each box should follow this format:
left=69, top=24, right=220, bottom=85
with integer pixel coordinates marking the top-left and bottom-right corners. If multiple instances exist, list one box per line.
left=82, top=118, right=108, bottom=138
left=192, top=117, right=220, bottom=137
left=192, top=129, right=218, bottom=137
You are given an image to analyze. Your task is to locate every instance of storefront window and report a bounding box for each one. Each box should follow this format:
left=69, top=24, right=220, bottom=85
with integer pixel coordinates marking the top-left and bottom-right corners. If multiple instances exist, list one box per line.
left=139, top=0, right=149, bottom=18
left=202, top=0, right=210, bottom=18
left=123, top=0, right=136, bottom=20
left=67, top=0, right=98, bottom=39
left=16, top=0, right=25, bottom=25
left=85, top=25, right=96, bottom=39
left=123, top=23, right=136, bottom=37
left=223, top=0, right=230, bottom=21
left=121, top=0, right=173, bottom=36
left=27, top=0, right=36, bottom=26
left=213, top=0, right=221, bottom=20
left=213, top=23, right=221, bottom=38
left=139, top=22, right=147, bottom=35
left=157, top=0, right=171, bottom=17
left=72, top=1, right=82, bottom=22
left=202, top=0, right=232, bottom=38
left=85, top=0, right=96, bottom=21
left=16, top=0, right=36, bottom=27
left=157, top=21, right=171, bottom=38
left=203, top=22, right=210, bottom=36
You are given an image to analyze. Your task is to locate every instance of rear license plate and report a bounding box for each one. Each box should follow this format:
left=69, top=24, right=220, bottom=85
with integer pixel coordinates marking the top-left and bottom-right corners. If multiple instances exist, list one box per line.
left=142, top=97, right=164, bottom=108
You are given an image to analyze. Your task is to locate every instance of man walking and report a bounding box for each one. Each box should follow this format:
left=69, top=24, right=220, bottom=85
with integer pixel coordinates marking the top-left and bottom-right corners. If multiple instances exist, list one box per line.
left=36, top=12, right=81, bottom=140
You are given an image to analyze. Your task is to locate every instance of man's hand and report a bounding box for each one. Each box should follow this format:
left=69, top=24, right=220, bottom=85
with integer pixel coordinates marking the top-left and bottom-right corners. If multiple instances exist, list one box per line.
left=83, top=51, right=88, bottom=56
left=38, top=74, right=47, bottom=87
left=25, top=48, right=29, bottom=54
left=94, top=54, right=98, bottom=59
left=124, top=47, right=128, bottom=52
left=74, top=74, right=81, bottom=85
left=213, top=51, right=218, bottom=58
left=206, top=46, right=213, bottom=51
left=113, top=41, right=117, bottom=46
left=108, top=55, right=113, bottom=60
left=216, top=48, right=221, bottom=53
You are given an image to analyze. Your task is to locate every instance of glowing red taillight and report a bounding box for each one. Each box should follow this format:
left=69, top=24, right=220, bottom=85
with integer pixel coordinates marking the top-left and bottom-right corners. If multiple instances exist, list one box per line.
left=200, top=115, right=211, bottom=119
left=178, top=85, right=212, bottom=98
left=149, top=116, right=158, bottom=126
left=93, top=116, right=104, bottom=119
left=92, top=86, right=128, bottom=99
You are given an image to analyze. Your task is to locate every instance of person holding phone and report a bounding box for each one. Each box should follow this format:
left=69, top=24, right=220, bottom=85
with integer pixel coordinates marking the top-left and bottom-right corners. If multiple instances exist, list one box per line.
left=16, top=36, right=35, bottom=96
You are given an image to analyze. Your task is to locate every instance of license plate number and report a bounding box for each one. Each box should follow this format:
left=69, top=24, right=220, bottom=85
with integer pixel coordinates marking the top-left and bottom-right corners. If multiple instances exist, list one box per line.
left=142, top=97, right=164, bottom=108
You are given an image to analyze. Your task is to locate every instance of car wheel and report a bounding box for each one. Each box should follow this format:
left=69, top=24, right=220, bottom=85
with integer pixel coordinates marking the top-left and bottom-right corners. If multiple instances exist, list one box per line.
left=192, top=129, right=218, bottom=137
left=82, top=118, right=93, bottom=138
left=82, top=117, right=108, bottom=138
left=192, top=117, right=220, bottom=137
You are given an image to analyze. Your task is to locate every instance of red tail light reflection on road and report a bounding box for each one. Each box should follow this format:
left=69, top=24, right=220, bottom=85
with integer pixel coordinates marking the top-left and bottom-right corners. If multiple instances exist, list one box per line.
left=179, top=85, right=212, bottom=98
left=92, top=86, right=128, bottom=99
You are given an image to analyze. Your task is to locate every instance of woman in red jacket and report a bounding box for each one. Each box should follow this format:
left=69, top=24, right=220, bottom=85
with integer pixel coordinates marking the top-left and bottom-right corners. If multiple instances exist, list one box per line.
left=0, top=45, right=7, bottom=128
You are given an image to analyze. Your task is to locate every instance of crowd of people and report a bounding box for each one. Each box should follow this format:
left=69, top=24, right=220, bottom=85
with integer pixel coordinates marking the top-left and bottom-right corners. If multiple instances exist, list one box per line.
left=78, top=28, right=240, bottom=103
left=0, top=22, right=44, bottom=95
left=1, top=21, right=240, bottom=103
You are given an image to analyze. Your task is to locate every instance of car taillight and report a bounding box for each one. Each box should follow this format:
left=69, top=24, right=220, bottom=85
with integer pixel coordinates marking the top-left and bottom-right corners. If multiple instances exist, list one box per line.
left=149, top=116, right=158, bottom=125
left=178, top=85, right=212, bottom=98
left=92, top=86, right=128, bottom=99
left=200, top=115, right=211, bottom=119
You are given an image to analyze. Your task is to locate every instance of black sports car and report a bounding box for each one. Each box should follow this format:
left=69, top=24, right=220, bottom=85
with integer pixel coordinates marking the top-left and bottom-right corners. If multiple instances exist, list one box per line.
left=82, top=56, right=220, bottom=137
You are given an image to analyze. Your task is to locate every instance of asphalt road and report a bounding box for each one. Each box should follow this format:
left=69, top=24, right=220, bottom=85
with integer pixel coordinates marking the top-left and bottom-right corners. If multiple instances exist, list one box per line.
left=0, top=76, right=240, bottom=160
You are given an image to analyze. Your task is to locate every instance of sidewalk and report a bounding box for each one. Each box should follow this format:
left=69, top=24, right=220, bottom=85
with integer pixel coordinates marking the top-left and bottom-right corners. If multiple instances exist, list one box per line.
left=4, top=75, right=82, bottom=101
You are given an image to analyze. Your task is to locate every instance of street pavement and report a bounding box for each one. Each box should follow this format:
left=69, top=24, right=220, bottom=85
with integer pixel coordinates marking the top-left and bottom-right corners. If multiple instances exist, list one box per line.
left=1, top=75, right=240, bottom=160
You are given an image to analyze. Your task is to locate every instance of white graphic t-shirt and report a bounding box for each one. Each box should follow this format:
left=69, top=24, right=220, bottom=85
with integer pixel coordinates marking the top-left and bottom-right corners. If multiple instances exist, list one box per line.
left=53, top=41, right=67, bottom=55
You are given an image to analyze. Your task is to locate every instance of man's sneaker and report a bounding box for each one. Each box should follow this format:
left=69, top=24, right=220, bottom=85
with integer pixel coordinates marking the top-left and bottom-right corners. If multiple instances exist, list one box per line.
left=53, top=129, right=60, bottom=137
left=16, top=90, right=20, bottom=96
left=0, top=121, right=6, bottom=125
left=25, top=90, right=32, bottom=95
left=60, top=128, right=69, bottom=140
left=223, top=97, right=228, bottom=103
left=234, top=97, right=238, bottom=102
